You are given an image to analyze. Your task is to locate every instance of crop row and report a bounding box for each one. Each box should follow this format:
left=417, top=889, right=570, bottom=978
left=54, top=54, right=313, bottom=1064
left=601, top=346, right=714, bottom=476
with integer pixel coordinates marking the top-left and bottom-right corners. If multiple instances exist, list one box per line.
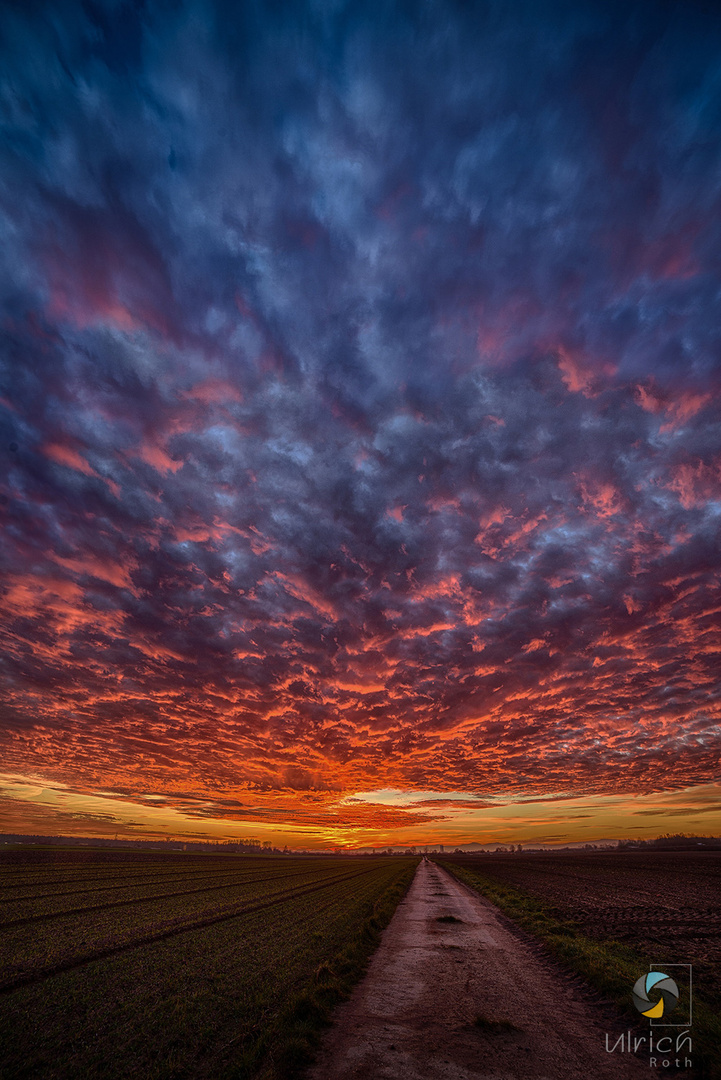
left=0, top=864, right=268, bottom=896
left=0, top=862, right=355, bottom=925
left=0, top=862, right=390, bottom=992
left=0, top=869, right=256, bottom=905
left=0, top=854, right=338, bottom=891
left=0, top=857, right=416, bottom=1080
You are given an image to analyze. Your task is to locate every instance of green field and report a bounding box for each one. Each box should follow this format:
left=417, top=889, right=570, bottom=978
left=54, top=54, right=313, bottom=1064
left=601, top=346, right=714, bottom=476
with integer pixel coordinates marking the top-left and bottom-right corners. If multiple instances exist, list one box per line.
left=0, top=847, right=417, bottom=1080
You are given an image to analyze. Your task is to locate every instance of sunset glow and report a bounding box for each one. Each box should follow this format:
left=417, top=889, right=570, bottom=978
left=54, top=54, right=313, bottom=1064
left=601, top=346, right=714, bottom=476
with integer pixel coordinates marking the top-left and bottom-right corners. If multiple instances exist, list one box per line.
left=1, top=1, right=720, bottom=849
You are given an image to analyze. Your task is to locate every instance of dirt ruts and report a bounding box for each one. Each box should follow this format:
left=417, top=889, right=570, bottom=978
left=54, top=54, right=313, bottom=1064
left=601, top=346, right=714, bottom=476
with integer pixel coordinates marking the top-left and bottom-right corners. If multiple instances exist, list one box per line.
left=309, top=859, right=652, bottom=1080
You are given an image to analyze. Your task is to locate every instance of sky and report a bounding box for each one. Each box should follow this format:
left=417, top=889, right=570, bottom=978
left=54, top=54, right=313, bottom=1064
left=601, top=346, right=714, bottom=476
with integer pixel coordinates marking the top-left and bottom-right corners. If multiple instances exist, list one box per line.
left=1, top=0, right=720, bottom=850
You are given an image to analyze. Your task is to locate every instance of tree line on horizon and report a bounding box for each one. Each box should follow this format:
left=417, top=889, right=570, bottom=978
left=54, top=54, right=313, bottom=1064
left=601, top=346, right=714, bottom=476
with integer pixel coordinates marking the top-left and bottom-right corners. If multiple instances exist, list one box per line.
left=1, top=831, right=720, bottom=853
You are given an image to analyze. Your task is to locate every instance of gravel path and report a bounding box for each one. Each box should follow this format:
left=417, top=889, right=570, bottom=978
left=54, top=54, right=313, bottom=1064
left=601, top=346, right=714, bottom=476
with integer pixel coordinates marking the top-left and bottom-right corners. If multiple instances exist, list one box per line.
left=308, top=858, right=652, bottom=1079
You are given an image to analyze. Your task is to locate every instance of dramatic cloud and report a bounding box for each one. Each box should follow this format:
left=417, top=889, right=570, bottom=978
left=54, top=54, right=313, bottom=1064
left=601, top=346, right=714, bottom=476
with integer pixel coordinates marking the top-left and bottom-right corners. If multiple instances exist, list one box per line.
left=1, top=0, right=720, bottom=845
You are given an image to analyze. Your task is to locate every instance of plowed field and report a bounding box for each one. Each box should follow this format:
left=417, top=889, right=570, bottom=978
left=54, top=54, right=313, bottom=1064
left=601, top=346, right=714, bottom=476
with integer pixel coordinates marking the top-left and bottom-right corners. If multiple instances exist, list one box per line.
left=441, top=851, right=721, bottom=1004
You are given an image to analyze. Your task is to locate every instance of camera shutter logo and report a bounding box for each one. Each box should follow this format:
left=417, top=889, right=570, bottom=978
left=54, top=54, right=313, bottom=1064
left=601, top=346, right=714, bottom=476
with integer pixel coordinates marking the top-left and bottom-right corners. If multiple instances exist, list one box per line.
left=632, top=972, right=680, bottom=1019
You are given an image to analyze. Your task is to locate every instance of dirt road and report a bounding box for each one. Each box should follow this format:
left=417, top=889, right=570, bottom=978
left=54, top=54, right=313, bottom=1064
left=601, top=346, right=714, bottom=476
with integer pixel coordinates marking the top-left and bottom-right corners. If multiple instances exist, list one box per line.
left=309, top=859, right=651, bottom=1080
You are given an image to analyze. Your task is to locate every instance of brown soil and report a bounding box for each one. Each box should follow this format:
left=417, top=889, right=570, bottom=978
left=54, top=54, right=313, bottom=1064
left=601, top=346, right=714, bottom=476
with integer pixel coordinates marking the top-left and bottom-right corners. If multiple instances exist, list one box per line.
left=308, top=859, right=651, bottom=1080
left=444, top=850, right=721, bottom=1004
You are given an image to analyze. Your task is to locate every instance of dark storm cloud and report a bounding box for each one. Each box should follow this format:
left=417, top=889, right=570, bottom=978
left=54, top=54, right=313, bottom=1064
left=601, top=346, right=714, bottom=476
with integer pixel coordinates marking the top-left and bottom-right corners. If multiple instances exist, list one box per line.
left=1, top=0, right=720, bottom=806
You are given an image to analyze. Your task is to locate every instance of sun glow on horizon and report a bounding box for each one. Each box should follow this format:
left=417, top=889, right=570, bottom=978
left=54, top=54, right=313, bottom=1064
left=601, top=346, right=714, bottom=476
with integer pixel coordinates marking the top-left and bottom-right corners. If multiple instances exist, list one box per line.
left=1, top=773, right=719, bottom=850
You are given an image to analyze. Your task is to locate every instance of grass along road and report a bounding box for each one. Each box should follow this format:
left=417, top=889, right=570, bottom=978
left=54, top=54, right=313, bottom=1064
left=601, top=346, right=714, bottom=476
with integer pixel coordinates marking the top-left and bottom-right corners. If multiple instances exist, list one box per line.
left=309, top=858, right=651, bottom=1080
left=439, top=857, right=720, bottom=1080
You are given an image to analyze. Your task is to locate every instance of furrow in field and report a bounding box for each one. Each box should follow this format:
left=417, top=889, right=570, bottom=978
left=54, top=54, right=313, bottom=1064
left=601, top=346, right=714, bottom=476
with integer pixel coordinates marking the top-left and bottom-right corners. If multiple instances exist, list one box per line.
left=0, top=867, right=263, bottom=898
left=0, top=864, right=346, bottom=925
left=0, top=858, right=292, bottom=892
left=0, top=859, right=415, bottom=1080
left=0, top=873, right=346, bottom=975
left=0, top=856, right=347, bottom=894
left=0, top=864, right=382, bottom=994
left=0, top=867, right=369, bottom=977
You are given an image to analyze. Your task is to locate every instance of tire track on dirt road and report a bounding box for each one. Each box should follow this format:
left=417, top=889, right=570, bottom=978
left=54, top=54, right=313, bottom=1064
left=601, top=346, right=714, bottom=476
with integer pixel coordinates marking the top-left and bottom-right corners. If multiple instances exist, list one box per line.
left=309, top=859, right=652, bottom=1080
